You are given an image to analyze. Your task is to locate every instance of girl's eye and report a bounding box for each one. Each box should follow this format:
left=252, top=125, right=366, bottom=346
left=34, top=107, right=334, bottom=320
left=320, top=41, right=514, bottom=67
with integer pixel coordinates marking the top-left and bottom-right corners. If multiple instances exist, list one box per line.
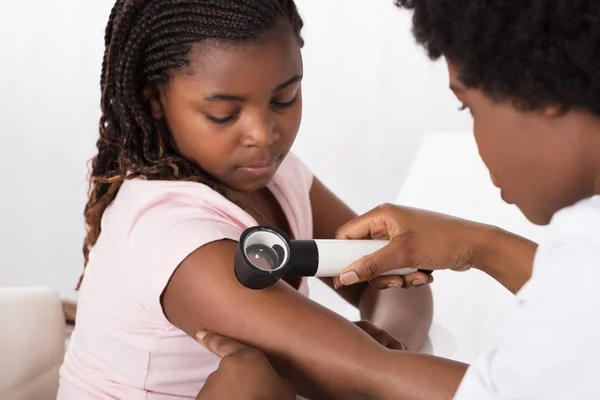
left=272, top=96, right=298, bottom=108
left=205, top=96, right=298, bottom=124
left=206, top=114, right=236, bottom=125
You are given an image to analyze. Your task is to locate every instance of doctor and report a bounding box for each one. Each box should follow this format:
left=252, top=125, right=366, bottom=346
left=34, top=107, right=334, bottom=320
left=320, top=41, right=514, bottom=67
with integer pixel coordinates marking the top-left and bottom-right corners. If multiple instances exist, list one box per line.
left=197, top=0, right=600, bottom=398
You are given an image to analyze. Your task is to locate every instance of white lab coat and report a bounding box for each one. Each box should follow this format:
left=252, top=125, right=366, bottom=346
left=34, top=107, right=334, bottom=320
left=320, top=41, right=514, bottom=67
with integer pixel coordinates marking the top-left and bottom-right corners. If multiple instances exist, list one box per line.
left=454, top=195, right=600, bottom=399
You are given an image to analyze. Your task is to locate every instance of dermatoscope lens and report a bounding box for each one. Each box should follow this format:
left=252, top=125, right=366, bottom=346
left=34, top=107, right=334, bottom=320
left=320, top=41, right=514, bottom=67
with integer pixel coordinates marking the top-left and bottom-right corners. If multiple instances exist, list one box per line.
left=245, top=244, right=283, bottom=271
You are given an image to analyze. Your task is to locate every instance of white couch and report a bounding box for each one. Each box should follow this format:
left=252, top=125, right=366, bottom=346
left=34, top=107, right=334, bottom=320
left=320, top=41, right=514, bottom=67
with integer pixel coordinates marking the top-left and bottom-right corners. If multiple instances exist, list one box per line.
left=0, top=286, right=66, bottom=400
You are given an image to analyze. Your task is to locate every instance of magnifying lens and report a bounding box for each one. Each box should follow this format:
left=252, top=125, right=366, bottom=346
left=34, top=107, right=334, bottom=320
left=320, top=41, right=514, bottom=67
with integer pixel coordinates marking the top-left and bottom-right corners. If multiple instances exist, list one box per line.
left=234, top=226, right=432, bottom=290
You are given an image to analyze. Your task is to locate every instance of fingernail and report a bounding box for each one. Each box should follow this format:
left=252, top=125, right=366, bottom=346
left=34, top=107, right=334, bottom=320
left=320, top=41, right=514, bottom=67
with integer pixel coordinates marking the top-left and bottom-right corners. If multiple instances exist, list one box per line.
left=195, top=331, right=207, bottom=343
left=412, top=280, right=426, bottom=287
left=340, top=271, right=360, bottom=286
left=387, top=283, right=402, bottom=289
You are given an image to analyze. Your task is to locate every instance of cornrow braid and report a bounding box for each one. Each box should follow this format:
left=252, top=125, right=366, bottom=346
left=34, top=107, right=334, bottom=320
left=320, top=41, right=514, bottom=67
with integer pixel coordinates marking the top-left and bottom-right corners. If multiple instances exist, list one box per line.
left=78, top=0, right=304, bottom=290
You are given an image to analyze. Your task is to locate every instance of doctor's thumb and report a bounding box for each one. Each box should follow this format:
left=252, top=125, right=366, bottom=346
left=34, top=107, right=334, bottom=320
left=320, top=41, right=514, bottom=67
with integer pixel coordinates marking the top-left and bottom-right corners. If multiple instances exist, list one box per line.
left=337, top=239, right=408, bottom=286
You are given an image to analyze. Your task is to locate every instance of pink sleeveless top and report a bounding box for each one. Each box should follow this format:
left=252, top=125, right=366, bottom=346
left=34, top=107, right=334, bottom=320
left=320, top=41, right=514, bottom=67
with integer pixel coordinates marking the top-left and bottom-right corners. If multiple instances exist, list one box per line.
left=58, top=152, right=314, bottom=399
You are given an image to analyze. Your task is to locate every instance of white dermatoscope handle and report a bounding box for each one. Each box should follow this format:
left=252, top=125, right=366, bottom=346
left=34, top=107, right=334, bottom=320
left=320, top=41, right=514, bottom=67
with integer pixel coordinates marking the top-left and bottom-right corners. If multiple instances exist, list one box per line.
left=313, top=239, right=418, bottom=277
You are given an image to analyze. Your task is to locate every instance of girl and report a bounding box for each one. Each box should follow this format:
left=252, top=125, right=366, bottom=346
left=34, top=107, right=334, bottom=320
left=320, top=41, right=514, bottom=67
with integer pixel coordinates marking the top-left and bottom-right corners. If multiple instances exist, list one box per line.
left=58, top=1, right=433, bottom=399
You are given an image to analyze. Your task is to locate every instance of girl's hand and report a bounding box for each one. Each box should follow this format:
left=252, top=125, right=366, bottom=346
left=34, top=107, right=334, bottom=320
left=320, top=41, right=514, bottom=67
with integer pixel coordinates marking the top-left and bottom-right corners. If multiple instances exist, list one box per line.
left=196, top=331, right=295, bottom=400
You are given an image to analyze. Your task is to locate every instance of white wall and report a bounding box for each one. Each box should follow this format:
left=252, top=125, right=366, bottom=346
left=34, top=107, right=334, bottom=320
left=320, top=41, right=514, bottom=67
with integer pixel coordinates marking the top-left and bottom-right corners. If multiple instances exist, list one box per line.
left=1, top=0, right=516, bottom=362
left=293, top=0, right=472, bottom=212
left=0, top=0, right=110, bottom=299
left=293, top=0, right=474, bottom=329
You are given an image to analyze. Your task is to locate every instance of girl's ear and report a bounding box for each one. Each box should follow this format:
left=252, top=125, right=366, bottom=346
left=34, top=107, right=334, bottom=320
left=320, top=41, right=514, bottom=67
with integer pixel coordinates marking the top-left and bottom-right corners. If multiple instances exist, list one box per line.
left=143, top=84, right=164, bottom=120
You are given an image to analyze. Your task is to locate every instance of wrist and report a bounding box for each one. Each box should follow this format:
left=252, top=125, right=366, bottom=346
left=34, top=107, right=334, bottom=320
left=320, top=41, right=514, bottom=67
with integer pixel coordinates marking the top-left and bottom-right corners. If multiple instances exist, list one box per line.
left=469, top=224, right=536, bottom=293
left=469, top=223, right=504, bottom=274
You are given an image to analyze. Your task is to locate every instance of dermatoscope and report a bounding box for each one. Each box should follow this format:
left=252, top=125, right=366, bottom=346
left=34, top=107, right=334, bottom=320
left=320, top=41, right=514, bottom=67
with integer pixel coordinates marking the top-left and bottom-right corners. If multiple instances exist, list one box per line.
left=234, top=226, right=432, bottom=290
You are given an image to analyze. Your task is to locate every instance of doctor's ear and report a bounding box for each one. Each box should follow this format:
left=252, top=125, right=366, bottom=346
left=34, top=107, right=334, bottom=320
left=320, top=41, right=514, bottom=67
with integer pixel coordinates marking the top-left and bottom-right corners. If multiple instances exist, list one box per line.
left=542, top=105, right=568, bottom=118
left=143, top=84, right=164, bottom=120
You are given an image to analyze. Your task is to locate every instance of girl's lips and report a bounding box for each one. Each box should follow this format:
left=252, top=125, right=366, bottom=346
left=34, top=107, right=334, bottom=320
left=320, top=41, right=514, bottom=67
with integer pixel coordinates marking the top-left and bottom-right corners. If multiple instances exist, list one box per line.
left=237, top=155, right=281, bottom=176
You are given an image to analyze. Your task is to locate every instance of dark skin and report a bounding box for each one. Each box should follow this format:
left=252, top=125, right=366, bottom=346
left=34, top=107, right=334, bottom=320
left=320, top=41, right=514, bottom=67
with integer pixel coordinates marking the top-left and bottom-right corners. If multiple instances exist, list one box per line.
left=146, top=34, right=303, bottom=194
left=199, top=56, right=600, bottom=399
left=195, top=323, right=406, bottom=400
left=153, top=22, right=432, bottom=399
left=195, top=332, right=298, bottom=400
left=447, top=62, right=600, bottom=226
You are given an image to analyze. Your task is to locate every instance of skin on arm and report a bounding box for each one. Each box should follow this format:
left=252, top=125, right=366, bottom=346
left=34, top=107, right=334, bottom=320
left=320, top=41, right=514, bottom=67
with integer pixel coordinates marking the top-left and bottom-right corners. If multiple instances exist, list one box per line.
left=162, top=239, right=467, bottom=400
left=309, top=177, right=434, bottom=351
left=163, top=239, right=408, bottom=399
left=473, top=225, right=537, bottom=294
left=62, top=300, right=77, bottom=325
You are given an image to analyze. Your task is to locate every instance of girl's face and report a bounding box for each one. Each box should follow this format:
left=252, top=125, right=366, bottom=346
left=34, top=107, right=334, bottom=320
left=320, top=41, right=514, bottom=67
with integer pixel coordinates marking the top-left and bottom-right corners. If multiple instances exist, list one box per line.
left=147, top=22, right=303, bottom=193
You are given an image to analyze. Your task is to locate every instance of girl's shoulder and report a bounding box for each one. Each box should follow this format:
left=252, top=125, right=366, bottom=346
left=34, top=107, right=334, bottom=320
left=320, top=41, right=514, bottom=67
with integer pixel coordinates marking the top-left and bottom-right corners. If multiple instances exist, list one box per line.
left=102, top=178, right=251, bottom=248
left=94, top=178, right=251, bottom=322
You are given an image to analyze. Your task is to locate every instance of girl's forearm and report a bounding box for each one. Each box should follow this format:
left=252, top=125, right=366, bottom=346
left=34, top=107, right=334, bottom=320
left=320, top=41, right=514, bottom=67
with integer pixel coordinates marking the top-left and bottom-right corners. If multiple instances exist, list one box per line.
left=371, top=350, right=468, bottom=400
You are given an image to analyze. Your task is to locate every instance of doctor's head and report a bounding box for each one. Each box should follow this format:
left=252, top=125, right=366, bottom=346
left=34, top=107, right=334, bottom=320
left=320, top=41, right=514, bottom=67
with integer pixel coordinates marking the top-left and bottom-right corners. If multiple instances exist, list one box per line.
left=395, top=0, right=600, bottom=225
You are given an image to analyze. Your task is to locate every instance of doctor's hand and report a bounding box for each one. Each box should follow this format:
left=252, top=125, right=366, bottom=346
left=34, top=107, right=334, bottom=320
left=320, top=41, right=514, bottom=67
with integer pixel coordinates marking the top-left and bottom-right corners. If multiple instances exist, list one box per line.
left=195, top=332, right=295, bottom=400
left=335, top=204, right=488, bottom=289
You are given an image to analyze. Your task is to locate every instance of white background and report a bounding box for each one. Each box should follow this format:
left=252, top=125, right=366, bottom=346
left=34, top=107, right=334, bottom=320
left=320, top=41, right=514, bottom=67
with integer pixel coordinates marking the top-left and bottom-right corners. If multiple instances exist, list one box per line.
left=0, top=0, right=538, bottom=362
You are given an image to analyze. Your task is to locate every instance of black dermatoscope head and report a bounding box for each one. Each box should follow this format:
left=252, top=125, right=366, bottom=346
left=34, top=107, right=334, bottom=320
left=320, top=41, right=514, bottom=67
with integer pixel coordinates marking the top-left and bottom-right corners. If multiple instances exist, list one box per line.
left=234, top=226, right=318, bottom=290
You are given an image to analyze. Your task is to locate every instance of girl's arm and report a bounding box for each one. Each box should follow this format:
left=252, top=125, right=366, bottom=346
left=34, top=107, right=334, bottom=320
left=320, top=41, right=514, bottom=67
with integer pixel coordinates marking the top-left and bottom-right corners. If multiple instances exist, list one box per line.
left=162, top=240, right=400, bottom=399
left=309, top=177, right=434, bottom=351
left=162, top=244, right=464, bottom=400
left=62, top=299, right=77, bottom=325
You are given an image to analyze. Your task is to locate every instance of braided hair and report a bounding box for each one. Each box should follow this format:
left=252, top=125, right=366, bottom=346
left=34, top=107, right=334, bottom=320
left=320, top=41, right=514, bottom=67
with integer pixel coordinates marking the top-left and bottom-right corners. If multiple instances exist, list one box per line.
left=78, top=0, right=304, bottom=289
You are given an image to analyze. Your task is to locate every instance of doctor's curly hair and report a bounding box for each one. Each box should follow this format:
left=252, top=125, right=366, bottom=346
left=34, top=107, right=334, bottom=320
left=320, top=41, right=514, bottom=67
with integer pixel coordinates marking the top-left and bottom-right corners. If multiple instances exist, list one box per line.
left=395, top=0, right=600, bottom=117
left=78, top=0, right=303, bottom=290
